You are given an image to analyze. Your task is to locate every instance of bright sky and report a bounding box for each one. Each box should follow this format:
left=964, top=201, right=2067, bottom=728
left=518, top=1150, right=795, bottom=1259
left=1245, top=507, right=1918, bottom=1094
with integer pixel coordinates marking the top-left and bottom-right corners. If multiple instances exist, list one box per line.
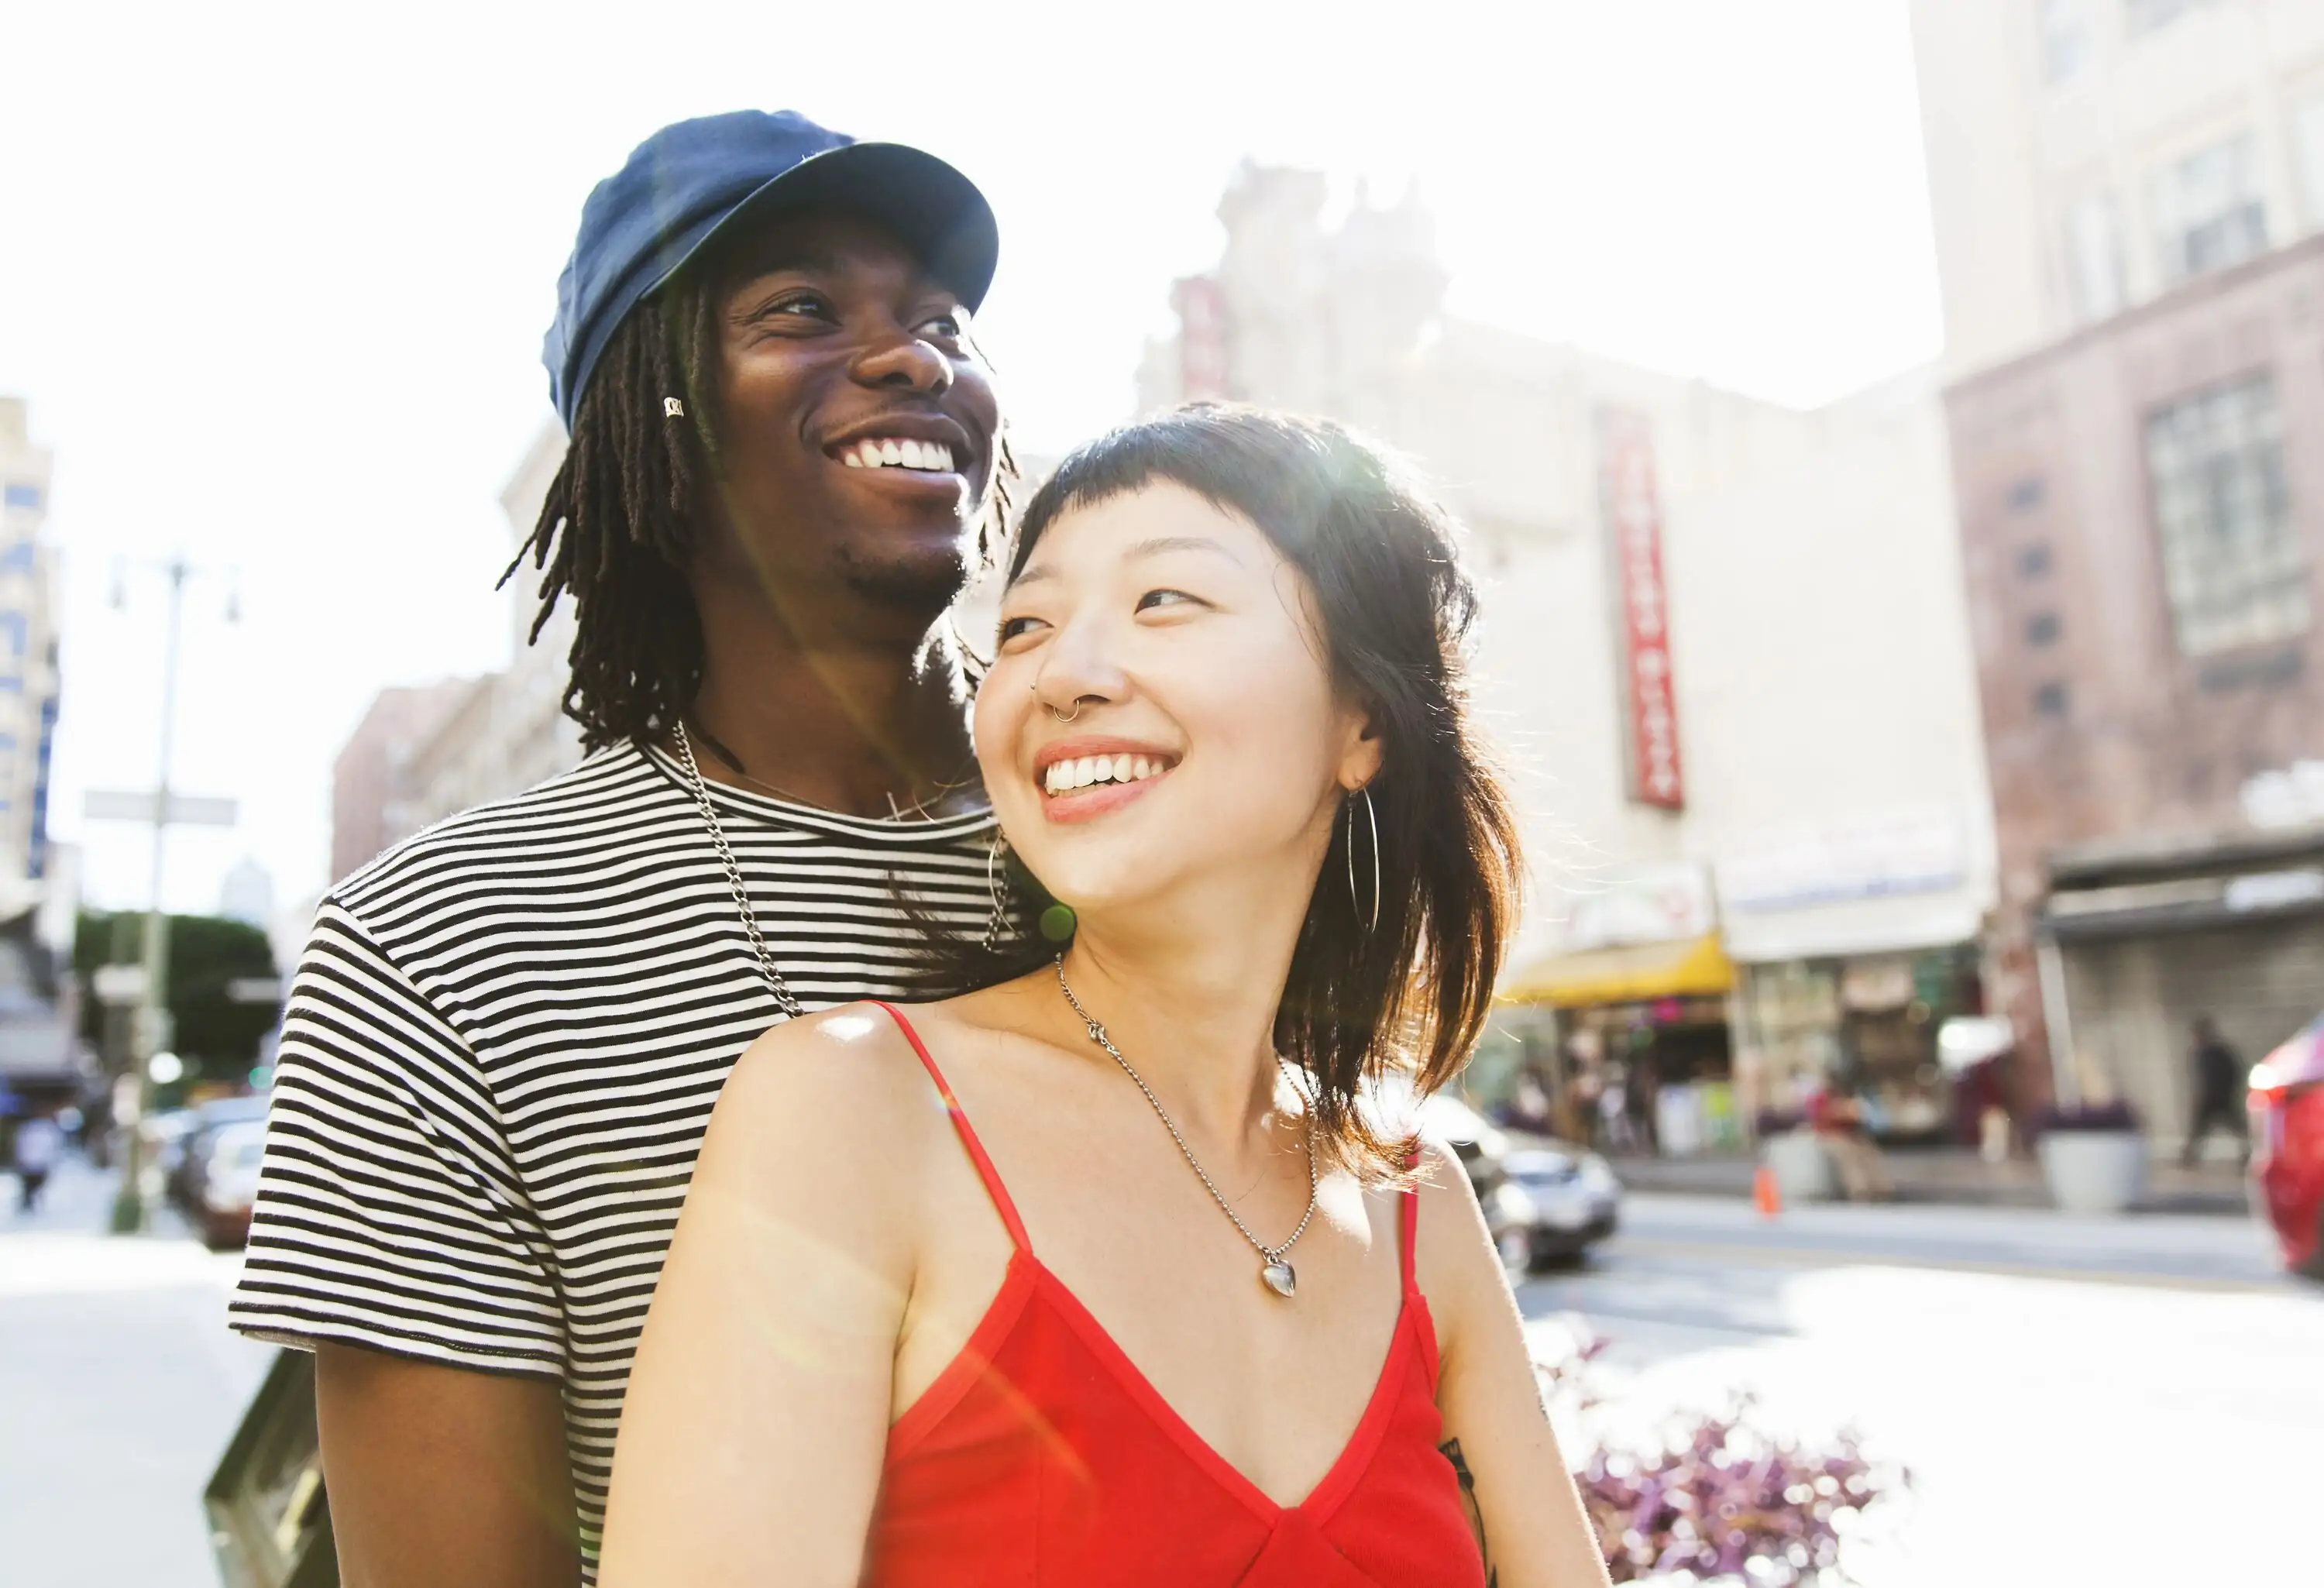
left=0, top=0, right=1941, bottom=931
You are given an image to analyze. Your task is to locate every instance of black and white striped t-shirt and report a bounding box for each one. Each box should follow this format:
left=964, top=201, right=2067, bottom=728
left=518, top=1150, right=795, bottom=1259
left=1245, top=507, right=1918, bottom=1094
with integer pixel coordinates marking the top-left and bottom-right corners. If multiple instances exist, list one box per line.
left=228, top=742, right=994, bottom=1572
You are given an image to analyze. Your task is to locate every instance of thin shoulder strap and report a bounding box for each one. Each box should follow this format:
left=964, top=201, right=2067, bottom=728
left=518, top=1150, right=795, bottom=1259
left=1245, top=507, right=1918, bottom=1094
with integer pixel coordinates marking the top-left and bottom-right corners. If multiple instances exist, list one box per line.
left=1397, top=1186, right=1420, bottom=1298
left=870, top=1002, right=1032, bottom=1253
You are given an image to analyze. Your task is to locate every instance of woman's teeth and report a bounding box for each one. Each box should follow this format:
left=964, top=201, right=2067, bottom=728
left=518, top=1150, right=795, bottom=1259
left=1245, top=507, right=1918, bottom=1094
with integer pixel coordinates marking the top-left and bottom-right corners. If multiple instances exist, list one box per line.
left=1043, top=754, right=1167, bottom=796
left=840, top=437, right=957, bottom=473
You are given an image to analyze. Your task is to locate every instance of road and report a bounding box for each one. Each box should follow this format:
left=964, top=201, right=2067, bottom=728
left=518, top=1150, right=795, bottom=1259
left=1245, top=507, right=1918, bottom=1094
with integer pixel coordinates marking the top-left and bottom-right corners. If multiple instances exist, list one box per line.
left=1514, top=1195, right=2321, bottom=1587
left=5, top=1157, right=2317, bottom=1587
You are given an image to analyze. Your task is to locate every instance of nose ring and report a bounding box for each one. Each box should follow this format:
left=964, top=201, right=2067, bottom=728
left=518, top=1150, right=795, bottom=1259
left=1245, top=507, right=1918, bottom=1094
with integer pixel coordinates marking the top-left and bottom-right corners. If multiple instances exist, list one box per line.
left=1033, top=680, right=1085, bottom=724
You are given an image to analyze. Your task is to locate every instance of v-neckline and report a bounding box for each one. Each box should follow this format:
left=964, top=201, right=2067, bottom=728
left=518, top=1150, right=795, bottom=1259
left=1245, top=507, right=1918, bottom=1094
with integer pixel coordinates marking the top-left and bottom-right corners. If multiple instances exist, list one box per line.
left=1011, top=1250, right=1422, bottom=1522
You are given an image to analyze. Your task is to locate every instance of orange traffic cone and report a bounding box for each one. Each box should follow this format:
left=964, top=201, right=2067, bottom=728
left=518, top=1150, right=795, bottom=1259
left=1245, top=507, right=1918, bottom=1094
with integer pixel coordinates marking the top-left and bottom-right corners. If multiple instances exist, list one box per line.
left=1753, top=1163, right=1783, bottom=1218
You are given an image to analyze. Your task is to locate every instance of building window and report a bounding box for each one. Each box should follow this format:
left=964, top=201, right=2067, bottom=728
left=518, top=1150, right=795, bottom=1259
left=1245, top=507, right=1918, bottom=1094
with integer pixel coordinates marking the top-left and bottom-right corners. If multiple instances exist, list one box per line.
left=2064, top=192, right=2126, bottom=322
left=2033, top=682, right=2071, bottom=717
left=2151, top=132, right=2268, bottom=286
left=2007, top=475, right=2047, bottom=512
left=2018, top=542, right=2054, bottom=579
left=2124, top=0, right=2217, bottom=36
left=0, top=483, right=39, bottom=511
left=2146, top=375, right=2305, bottom=657
left=2295, top=95, right=2324, bottom=232
left=2027, top=612, right=2063, bottom=646
left=2039, top=0, right=2093, bottom=83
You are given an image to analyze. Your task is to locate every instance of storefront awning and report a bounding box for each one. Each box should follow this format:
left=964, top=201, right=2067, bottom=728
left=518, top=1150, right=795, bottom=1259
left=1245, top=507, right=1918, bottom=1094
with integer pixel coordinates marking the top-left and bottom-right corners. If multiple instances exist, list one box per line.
left=1501, top=933, right=1735, bottom=1008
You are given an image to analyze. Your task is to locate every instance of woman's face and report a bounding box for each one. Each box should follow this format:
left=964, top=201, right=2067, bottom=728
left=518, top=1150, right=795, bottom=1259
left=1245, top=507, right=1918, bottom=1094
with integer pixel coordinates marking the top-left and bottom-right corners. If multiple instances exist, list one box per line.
left=977, top=482, right=1381, bottom=923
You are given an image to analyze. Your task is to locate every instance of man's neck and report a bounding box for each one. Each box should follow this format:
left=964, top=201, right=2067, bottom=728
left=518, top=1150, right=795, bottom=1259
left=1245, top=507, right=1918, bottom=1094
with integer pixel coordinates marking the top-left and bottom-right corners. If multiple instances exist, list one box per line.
left=685, top=609, right=980, bottom=822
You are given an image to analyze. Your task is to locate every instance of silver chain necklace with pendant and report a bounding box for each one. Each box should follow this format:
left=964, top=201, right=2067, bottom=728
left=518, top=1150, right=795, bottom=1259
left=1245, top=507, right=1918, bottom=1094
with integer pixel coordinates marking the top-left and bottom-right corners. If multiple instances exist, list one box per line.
left=1054, top=955, right=1318, bottom=1299
left=672, top=720, right=805, bottom=1019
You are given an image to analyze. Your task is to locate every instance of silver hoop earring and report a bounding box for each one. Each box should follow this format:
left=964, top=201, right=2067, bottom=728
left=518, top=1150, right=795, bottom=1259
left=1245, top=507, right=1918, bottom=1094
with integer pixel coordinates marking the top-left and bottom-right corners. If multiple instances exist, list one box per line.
left=1345, top=786, right=1380, bottom=934
left=982, top=836, right=1011, bottom=950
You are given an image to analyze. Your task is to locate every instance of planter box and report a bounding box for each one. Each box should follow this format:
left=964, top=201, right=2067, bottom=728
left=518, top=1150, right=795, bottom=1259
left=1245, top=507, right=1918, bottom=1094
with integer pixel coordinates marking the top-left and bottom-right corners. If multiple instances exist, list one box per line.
left=1762, top=1130, right=1837, bottom=1204
left=2037, top=1129, right=2147, bottom=1215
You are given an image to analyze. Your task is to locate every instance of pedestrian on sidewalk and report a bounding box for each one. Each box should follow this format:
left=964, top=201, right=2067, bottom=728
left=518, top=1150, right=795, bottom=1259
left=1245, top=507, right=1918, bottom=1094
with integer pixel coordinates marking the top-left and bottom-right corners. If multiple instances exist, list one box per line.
left=11, top=1112, right=62, bottom=1212
left=227, top=109, right=1010, bottom=1588
left=1808, top=1077, right=1894, bottom=1202
left=2180, top=1014, right=2250, bottom=1167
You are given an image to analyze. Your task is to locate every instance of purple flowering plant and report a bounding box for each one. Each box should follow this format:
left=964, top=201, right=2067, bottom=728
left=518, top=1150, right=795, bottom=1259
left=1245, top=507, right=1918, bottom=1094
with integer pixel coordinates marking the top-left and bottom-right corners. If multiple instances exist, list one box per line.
left=1539, top=1333, right=1913, bottom=1586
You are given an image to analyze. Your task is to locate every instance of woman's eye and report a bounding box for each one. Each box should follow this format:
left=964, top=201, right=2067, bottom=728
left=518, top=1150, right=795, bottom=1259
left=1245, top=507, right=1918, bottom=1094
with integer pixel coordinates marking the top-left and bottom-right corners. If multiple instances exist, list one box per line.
left=997, top=615, right=1044, bottom=644
left=1136, top=588, right=1200, bottom=614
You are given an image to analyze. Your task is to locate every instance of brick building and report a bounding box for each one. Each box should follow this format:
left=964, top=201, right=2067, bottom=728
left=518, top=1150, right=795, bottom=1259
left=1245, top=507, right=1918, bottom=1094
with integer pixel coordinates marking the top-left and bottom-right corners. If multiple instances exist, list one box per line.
left=1948, top=229, right=2324, bottom=1139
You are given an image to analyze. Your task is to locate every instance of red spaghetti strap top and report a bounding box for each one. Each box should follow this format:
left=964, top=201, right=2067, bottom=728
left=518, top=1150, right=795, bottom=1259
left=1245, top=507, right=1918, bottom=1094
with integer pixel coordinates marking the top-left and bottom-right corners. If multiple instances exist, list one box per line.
left=865, top=1002, right=1486, bottom=1588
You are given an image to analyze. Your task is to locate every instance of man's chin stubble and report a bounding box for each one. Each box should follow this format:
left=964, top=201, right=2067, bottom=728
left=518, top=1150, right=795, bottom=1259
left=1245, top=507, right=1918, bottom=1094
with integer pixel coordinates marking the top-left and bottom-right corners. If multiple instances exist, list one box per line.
left=833, top=541, right=977, bottom=622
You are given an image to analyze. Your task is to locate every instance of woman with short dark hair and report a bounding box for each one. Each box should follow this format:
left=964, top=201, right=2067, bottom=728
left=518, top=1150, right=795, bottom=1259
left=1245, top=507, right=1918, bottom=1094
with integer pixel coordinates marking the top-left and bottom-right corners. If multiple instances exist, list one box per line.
left=603, top=406, right=1611, bottom=1587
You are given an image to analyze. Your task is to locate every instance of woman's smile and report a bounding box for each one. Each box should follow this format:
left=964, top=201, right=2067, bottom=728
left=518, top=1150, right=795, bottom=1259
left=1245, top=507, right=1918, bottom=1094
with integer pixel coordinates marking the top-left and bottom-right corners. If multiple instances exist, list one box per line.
left=1034, top=734, right=1181, bottom=823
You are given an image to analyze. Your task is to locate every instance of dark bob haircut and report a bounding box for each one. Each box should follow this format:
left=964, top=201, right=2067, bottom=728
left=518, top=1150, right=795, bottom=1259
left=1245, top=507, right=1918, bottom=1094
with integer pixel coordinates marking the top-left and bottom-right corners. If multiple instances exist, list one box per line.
left=960, top=403, right=1522, bottom=1180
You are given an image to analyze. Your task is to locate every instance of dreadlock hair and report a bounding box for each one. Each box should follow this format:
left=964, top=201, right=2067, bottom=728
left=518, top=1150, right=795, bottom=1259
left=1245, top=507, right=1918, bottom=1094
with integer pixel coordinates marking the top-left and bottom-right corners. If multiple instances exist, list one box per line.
left=502, top=273, right=1021, bottom=752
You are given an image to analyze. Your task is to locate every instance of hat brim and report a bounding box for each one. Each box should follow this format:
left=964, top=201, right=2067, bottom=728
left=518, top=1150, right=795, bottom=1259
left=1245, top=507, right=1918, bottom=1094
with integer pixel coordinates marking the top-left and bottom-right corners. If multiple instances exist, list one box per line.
left=648, top=141, right=999, bottom=312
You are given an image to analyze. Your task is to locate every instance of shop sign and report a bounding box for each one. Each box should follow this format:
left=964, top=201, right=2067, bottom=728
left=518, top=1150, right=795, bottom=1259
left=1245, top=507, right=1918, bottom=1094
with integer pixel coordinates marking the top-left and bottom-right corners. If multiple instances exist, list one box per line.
left=1566, top=861, right=1714, bottom=950
left=2225, top=869, right=2324, bottom=913
left=1597, top=410, right=1683, bottom=810
left=2241, top=761, right=2324, bottom=829
left=1173, top=275, right=1229, bottom=400
left=1717, top=806, right=1967, bottom=914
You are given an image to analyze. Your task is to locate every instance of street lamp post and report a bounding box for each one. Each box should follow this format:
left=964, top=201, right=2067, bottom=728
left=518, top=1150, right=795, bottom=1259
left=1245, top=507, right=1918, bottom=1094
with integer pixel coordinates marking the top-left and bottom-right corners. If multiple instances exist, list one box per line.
left=108, top=555, right=193, bottom=1236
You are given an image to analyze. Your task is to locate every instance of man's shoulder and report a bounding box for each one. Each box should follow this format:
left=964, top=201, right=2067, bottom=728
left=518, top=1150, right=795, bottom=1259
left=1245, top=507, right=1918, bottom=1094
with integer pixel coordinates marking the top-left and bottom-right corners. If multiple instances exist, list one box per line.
left=329, top=744, right=679, bottom=918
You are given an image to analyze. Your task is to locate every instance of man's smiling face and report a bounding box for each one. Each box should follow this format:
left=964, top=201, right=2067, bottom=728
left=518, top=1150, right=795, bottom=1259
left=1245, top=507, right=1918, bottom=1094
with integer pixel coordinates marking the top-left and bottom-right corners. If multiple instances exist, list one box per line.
left=693, top=206, right=1002, bottom=625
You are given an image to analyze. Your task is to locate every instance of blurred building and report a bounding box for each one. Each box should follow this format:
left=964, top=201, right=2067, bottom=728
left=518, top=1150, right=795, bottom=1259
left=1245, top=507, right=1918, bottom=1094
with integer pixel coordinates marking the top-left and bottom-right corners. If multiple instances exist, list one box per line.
left=217, top=855, right=275, bottom=929
left=1914, top=0, right=2324, bottom=1145
left=0, top=397, right=61, bottom=908
left=1915, top=0, right=2324, bottom=377
left=329, top=679, right=473, bottom=882
left=1140, top=165, right=1996, bottom=1153
left=368, top=424, right=582, bottom=847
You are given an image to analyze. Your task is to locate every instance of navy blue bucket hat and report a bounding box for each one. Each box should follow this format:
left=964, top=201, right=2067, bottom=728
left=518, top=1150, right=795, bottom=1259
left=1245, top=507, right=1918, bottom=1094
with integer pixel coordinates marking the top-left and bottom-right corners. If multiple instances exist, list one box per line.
left=543, top=109, right=999, bottom=430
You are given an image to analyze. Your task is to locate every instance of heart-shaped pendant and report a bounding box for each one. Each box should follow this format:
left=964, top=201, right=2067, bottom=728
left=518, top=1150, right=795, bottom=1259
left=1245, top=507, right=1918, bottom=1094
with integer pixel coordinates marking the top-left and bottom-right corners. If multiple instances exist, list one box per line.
left=1260, top=1259, right=1297, bottom=1298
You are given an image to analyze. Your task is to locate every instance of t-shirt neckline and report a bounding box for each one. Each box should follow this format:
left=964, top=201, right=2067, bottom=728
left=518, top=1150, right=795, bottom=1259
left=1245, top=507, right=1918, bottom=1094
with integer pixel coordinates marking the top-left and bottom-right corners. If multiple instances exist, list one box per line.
left=630, top=740, right=994, bottom=837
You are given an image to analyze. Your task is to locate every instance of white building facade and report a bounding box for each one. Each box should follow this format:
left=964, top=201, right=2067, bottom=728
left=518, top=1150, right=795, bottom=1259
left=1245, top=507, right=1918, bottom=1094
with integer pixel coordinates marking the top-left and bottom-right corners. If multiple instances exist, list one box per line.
left=1913, top=0, right=2324, bottom=376
left=1138, top=166, right=1995, bottom=1148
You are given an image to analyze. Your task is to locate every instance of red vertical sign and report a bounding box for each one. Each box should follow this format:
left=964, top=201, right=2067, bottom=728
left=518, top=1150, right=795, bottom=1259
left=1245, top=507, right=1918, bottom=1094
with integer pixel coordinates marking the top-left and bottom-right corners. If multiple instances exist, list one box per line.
left=1600, top=411, right=1684, bottom=810
left=1172, top=275, right=1229, bottom=400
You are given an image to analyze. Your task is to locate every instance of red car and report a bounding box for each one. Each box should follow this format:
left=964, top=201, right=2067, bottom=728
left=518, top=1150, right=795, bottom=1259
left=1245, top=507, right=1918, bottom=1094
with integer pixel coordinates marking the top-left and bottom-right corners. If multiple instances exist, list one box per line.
left=2250, top=1019, right=2324, bottom=1278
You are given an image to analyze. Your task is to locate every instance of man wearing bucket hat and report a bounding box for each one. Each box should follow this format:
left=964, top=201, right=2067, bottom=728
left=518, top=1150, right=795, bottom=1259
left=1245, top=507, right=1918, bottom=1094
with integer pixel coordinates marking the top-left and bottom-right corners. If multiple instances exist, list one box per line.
left=229, top=110, right=1012, bottom=1586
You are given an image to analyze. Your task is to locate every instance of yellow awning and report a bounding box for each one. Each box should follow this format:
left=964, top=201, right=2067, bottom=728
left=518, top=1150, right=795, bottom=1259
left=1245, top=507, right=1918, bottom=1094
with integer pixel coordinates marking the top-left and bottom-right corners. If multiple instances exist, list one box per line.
left=1501, top=933, right=1735, bottom=1008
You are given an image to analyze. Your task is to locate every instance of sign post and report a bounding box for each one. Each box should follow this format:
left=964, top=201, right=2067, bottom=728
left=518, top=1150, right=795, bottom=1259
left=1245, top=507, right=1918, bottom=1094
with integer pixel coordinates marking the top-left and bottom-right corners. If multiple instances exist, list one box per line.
left=83, top=555, right=238, bottom=1233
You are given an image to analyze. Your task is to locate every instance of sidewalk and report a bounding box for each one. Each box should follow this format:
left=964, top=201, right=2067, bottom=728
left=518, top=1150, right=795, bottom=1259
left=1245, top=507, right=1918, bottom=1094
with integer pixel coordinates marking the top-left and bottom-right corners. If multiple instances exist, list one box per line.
left=1610, top=1143, right=2251, bottom=1215
left=3, top=1152, right=267, bottom=1588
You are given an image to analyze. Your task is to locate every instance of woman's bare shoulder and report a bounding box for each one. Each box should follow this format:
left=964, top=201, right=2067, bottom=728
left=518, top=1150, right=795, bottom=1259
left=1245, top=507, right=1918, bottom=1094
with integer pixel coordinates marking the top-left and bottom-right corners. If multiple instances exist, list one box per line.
left=1404, top=1136, right=1513, bottom=1343
left=710, top=1002, right=955, bottom=1174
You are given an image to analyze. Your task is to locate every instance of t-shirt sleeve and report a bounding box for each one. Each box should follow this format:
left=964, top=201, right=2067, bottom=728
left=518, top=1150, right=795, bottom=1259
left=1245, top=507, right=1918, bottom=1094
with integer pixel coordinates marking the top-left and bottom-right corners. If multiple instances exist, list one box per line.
left=227, top=901, right=566, bottom=1377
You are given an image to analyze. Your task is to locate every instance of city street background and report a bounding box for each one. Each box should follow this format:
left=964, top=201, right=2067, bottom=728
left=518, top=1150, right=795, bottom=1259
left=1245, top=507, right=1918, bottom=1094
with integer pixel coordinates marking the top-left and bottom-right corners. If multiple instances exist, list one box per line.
left=10, top=2, right=2324, bottom=1584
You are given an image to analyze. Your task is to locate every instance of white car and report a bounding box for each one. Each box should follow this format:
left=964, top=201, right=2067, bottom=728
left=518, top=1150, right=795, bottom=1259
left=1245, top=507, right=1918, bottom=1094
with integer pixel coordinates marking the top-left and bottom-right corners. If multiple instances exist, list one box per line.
left=196, top=1121, right=268, bottom=1250
left=1416, top=1094, right=1621, bottom=1272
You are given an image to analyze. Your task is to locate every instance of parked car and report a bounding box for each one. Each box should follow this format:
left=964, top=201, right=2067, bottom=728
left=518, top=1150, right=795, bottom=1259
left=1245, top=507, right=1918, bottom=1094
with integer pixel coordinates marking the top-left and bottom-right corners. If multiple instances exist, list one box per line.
left=195, top=1121, right=269, bottom=1250
left=2250, top=1019, right=2324, bottom=1279
left=1417, top=1094, right=1621, bottom=1272
left=169, top=1094, right=270, bottom=1213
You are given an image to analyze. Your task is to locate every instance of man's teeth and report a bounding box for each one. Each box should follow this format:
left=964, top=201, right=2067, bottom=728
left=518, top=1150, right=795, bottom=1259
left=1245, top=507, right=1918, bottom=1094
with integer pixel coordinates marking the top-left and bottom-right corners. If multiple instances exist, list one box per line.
left=840, top=437, right=957, bottom=473
left=1043, top=754, right=1168, bottom=795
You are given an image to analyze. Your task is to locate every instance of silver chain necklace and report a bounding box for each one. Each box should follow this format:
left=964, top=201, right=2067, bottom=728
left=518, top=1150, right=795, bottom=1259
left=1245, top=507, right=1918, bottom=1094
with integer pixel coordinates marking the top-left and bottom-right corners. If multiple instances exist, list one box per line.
left=1054, top=955, right=1318, bottom=1299
left=672, top=720, right=804, bottom=1019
